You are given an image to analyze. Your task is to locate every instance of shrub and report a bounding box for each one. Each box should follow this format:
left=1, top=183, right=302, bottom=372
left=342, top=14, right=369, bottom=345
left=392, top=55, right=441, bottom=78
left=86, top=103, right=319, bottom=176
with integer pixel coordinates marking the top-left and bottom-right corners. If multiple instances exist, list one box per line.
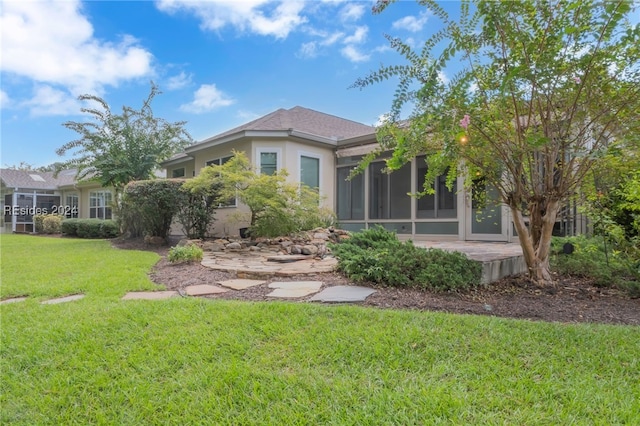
left=168, top=245, right=203, bottom=264
left=42, top=214, right=63, bottom=234
left=176, top=182, right=221, bottom=239
left=551, top=236, right=639, bottom=295
left=330, top=226, right=482, bottom=291
left=34, top=214, right=45, bottom=233
left=34, top=214, right=64, bottom=234
left=61, top=219, right=79, bottom=236
left=61, top=219, right=119, bottom=238
left=120, top=179, right=185, bottom=239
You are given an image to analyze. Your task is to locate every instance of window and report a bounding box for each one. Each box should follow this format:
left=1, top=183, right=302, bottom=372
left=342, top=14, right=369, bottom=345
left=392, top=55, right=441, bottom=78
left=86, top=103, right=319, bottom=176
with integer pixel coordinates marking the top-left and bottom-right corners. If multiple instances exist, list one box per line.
left=369, top=161, right=411, bottom=219
left=65, top=194, right=79, bottom=218
left=336, top=167, right=364, bottom=220
left=300, top=155, right=320, bottom=189
left=171, top=168, right=185, bottom=178
left=259, top=152, right=278, bottom=175
left=205, top=155, right=236, bottom=207
left=416, top=156, right=457, bottom=218
left=89, top=191, right=112, bottom=219
left=206, top=155, right=232, bottom=167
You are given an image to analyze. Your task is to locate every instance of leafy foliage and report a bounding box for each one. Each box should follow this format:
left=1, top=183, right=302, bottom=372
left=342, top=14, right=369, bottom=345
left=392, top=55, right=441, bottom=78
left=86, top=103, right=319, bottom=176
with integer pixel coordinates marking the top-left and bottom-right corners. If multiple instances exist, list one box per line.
left=176, top=181, right=222, bottom=239
left=331, top=226, right=481, bottom=291
left=551, top=236, right=639, bottom=296
left=168, top=244, right=204, bottom=264
left=356, top=0, right=640, bottom=284
left=61, top=219, right=119, bottom=238
left=185, top=151, right=335, bottom=238
left=56, top=83, right=192, bottom=197
left=119, top=179, right=185, bottom=239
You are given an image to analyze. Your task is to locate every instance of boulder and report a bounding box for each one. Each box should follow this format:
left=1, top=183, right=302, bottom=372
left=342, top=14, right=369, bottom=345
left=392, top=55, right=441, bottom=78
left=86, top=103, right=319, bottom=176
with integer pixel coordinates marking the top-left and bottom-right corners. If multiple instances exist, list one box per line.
left=301, top=244, right=319, bottom=255
left=203, top=241, right=225, bottom=252
left=226, top=242, right=242, bottom=251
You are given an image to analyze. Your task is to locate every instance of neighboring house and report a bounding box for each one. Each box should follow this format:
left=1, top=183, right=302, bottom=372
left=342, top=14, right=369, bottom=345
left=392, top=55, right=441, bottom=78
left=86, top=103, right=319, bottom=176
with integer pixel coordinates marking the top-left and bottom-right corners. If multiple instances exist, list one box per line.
left=0, top=169, right=114, bottom=233
left=165, top=105, right=588, bottom=242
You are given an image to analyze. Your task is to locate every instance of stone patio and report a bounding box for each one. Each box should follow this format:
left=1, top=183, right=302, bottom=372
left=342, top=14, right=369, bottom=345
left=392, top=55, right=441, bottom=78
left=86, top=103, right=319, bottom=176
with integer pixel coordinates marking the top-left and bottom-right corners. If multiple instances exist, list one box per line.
left=413, top=241, right=527, bottom=284
left=201, top=251, right=337, bottom=279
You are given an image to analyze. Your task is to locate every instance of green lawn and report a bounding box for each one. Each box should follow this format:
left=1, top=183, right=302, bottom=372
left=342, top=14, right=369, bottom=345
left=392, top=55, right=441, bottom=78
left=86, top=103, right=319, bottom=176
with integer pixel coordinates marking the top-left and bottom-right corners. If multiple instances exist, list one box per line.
left=1, top=234, right=639, bottom=424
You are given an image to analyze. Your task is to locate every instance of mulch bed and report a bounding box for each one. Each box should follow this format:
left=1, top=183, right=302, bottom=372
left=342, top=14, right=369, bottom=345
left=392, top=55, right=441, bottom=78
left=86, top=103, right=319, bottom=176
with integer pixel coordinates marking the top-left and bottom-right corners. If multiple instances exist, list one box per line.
left=113, top=238, right=640, bottom=326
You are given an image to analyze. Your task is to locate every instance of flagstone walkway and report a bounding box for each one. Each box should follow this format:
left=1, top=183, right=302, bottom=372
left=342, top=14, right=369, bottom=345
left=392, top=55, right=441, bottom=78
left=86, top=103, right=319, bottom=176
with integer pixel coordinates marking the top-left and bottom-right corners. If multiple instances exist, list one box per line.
left=120, top=279, right=377, bottom=303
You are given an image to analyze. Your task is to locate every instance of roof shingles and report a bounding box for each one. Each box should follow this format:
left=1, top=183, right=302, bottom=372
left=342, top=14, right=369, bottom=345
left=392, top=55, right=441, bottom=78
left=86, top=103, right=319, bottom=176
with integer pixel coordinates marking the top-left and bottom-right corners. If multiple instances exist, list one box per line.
left=193, top=106, right=374, bottom=147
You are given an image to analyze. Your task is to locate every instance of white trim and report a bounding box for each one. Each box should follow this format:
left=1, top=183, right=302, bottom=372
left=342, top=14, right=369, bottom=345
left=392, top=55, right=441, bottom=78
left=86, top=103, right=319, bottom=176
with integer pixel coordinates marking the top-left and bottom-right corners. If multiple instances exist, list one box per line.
left=255, top=147, right=282, bottom=174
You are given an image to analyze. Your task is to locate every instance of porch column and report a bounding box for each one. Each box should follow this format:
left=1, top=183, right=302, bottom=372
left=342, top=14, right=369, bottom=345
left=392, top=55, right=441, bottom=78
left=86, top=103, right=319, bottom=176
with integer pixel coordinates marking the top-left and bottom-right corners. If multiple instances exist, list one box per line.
left=11, top=191, right=17, bottom=233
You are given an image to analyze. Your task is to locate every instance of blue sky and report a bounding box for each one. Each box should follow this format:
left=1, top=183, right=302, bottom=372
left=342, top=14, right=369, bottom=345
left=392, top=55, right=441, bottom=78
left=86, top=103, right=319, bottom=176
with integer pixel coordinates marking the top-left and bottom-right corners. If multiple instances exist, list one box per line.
left=0, top=0, right=453, bottom=168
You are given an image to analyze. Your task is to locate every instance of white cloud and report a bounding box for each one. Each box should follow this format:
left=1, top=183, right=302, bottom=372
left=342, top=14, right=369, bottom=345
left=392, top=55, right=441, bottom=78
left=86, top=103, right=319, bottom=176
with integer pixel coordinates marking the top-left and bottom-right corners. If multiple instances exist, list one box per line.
left=321, top=31, right=344, bottom=46
left=298, top=41, right=318, bottom=58
left=236, top=109, right=260, bottom=121
left=392, top=11, right=430, bottom=33
left=180, top=84, right=235, bottom=113
left=373, top=44, right=392, bottom=54
left=156, top=0, right=307, bottom=39
left=166, top=71, right=192, bottom=90
left=339, top=3, right=365, bottom=22
left=343, top=26, right=368, bottom=44
left=437, top=71, right=449, bottom=85
left=22, top=85, right=82, bottom=117
left=0, top=0, right=153, bottom=99
left=375, top=113, right=391, bottom=127
left=341, top=45, right=369, bottom=62
left=0, top=90, right=10, bottom=109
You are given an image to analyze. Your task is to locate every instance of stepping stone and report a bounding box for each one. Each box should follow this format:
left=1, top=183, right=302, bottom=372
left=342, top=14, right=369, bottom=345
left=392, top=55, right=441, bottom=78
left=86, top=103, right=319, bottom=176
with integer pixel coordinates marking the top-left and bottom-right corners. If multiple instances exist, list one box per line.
left=184, top=284, right=228, bottom=296
left=41, top=294, right=85, bottom=305
left=218, top=279, right=266, bottom=290
left=309, top=286, right=377, bottom=303
left=266, top=281, right=323, bottom=298
left=1, top=297, right=28, bottom=305
left=122, top=291, right=178, bottom=300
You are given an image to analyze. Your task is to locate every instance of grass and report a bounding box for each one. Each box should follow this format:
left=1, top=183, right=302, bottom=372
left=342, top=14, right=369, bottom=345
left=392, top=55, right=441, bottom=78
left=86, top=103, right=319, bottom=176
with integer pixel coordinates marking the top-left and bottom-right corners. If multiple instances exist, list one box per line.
left=2, top=234, right=639, bottom=424
left=0, top=234, right=160, bottom=299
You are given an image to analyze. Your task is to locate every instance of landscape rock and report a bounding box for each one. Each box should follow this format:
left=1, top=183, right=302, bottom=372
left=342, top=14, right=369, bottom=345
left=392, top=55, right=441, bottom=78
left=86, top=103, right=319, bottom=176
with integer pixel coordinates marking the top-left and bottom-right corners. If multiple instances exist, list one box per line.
left=203, top=242, right=225, bottom=252
left=301, top=245, right=319, bottom=255
left=226, top=242, right=242, bottom=251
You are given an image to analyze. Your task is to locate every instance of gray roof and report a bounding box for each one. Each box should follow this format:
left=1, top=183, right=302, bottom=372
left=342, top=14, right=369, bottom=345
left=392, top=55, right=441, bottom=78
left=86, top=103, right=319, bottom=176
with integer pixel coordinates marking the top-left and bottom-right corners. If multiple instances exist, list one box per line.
left=195, top=106, right=375, bottom=146
left=0, top=168, right=80, bottom=190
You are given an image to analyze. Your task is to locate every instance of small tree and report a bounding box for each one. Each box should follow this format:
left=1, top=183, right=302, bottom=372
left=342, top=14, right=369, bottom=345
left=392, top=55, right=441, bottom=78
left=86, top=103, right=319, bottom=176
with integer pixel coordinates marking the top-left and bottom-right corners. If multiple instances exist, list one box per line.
left=185, top=151, right=335, bottom=238
left=354, top=0, right=640, bottom=285
left=56, top=83, right=192, bottom=202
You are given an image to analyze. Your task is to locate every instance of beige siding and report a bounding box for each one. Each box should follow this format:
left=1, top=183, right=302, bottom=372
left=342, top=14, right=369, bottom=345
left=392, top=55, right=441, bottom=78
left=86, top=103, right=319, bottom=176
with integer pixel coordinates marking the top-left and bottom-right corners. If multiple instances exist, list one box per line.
left=167, top=160, right=196, bottom=179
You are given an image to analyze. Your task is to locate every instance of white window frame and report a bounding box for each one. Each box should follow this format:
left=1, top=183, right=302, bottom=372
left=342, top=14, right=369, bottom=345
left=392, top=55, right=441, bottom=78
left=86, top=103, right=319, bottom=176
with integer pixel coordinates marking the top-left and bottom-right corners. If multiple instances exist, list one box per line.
left=89, top=190, right=112, bottom=220
left=256, top=147, right=282, bottom=175
left=65, top=193, right=79, bottom=218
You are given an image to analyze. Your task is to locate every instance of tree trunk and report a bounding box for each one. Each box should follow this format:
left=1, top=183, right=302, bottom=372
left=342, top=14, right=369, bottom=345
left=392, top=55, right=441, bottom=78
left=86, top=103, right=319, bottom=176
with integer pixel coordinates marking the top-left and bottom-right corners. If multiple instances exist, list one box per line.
left=510, top=199, right=560, bottom=286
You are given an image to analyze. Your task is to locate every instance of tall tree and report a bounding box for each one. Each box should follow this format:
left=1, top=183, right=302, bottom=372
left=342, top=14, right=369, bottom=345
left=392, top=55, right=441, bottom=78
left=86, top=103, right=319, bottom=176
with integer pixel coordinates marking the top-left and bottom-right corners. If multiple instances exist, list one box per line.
left=354, top=0, right=640, bottom=285
left=56, top=83, right=192, bottom=196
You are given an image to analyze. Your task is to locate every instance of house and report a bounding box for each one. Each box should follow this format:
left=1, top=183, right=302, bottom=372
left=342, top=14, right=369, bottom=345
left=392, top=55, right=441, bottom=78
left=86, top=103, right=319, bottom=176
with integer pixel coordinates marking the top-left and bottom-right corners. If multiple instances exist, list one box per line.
left=164, top=105, right=580, bottom=242
left=0, top=169, right=114, bottom=233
